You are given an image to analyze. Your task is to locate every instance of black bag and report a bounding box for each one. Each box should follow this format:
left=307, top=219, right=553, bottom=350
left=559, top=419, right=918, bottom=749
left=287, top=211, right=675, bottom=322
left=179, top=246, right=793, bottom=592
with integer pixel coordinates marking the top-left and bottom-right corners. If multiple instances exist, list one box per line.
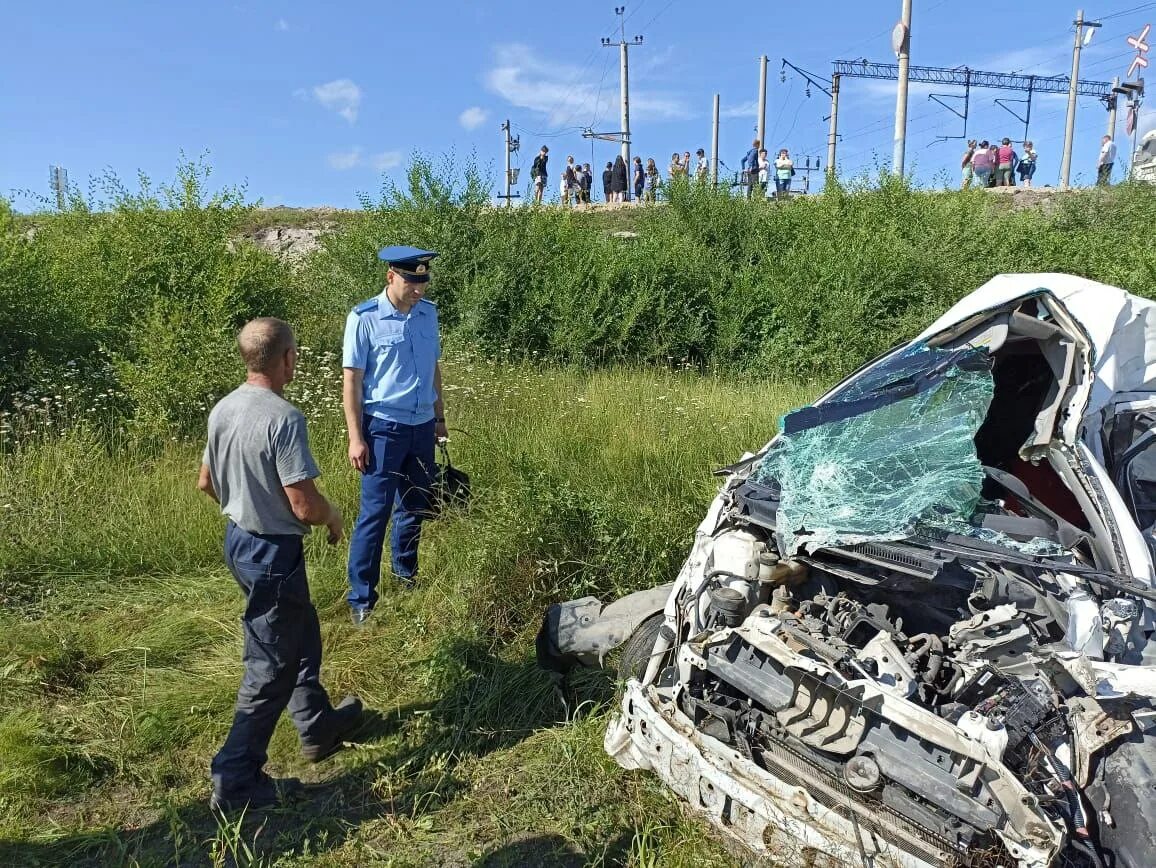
left=430, top=442, right=470, bottom=517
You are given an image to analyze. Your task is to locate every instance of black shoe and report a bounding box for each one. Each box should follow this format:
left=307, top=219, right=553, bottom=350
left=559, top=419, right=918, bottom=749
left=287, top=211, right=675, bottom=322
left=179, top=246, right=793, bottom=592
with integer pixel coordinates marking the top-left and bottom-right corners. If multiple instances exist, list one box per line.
left=350, top=607, right=372, bottom=626
left=210, top=774, right=302, bottom=814
left=394, top=573, right=417, bottom=590
left=301, top=695, right=364, bottom=763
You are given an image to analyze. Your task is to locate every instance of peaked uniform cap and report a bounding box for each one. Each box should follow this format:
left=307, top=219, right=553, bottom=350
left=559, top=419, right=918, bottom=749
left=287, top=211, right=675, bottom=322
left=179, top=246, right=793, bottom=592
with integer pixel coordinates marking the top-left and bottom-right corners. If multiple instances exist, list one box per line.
left=378, top=246, right=439, bottom=283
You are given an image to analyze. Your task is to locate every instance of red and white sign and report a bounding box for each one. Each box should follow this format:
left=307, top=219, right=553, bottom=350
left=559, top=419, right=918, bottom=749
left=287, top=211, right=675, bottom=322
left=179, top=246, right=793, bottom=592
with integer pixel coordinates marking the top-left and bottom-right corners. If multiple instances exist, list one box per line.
left=1127, top=24, right=1151, bottom=79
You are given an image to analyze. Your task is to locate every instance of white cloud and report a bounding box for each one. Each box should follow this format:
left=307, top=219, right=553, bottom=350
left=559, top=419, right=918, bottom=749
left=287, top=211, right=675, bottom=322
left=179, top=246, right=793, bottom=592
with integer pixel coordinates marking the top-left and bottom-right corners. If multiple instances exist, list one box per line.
left=276, top=18, right=289, bottom=32
left=327, top=147, right=364, bottom=170
left=370, top=150, right=403, bottom=171
left=459, top=106, right=489, bottom=130
left=327, top=147, right=403, bottom=171
left=722, top=100, right=758, bottom=119
left=297, top=78, right=362, bottom=123
left=858, top=80, right=938, bottom=103
left=485, top=43, right=691, bottom=126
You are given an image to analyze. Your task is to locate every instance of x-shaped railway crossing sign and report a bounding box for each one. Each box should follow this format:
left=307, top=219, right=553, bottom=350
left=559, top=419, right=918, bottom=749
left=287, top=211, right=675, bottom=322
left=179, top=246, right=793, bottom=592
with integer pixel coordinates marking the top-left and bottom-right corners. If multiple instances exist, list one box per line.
left=1127, top=23, right=1150, bottom=78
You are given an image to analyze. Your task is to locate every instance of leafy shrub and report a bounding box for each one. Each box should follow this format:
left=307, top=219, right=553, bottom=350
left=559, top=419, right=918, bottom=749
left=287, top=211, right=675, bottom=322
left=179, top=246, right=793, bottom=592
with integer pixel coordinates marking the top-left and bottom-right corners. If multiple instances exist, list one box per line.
left=3, top=159, right=291, bottom=436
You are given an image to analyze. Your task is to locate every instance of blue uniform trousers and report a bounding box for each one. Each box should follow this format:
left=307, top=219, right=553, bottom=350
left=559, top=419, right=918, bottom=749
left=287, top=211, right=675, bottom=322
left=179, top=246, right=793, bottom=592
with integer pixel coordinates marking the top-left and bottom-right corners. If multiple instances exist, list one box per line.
left=211, top=522, right=333, bottom=795
left=346, top=416, right=436, bottom=610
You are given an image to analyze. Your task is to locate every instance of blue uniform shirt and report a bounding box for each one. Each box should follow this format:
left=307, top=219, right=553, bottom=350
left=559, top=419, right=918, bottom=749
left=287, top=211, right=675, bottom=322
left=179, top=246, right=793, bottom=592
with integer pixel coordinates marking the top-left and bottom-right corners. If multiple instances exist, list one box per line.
left=342, top=293, right=441, bottom=425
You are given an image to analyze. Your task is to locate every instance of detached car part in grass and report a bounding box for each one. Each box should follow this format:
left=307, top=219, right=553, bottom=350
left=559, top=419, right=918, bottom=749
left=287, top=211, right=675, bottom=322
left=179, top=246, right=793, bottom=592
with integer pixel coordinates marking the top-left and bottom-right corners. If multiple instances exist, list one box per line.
left=539, top=274, right=1156, bottom=868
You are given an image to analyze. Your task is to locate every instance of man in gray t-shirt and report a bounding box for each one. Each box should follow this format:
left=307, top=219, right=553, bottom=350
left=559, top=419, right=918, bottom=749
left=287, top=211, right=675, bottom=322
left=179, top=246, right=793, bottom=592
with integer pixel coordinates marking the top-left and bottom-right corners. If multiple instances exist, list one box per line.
left=197, top=317, right=362, bottom=814
left=203, top=384, right=320, bottom=535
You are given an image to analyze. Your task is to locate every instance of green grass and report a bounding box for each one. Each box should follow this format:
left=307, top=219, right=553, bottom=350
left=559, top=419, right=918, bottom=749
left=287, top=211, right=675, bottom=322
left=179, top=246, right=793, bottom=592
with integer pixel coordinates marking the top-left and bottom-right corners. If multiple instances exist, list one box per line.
left=0, top=355, right=811, bottom=866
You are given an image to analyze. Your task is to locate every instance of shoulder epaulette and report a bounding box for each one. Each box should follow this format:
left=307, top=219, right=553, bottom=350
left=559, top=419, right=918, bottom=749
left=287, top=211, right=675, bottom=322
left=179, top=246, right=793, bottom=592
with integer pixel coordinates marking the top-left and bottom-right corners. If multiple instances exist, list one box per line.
left=419, top=298, right=437, bottom=308
left=352, top=298, right=378, bottom=315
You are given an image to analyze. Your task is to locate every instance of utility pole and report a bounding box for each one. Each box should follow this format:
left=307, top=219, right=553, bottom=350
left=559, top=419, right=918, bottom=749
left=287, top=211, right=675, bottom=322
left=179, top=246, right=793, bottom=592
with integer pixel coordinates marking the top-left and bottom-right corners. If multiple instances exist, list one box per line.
left=827, top=73, right=841, bottom=181
left=1060, top=10, right=1101, bottom=188
left=49, top=165, right=68, bottom=210
left=1107, top=75, right=1121, bottom=141
left=602, top=7, right=643, bottom=200
left=498, top=120, right=520, bottom=207
left=711, top=93, right=720, bottom=186
left=757, top=55, right=768, bottom=145
left=892, top=0, right=913, bottom=176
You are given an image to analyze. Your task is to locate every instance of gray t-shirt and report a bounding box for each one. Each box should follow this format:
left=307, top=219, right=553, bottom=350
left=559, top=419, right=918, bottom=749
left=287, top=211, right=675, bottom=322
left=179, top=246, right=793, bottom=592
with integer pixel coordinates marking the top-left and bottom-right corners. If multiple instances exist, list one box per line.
left=202, top=384, right=320, bottom=535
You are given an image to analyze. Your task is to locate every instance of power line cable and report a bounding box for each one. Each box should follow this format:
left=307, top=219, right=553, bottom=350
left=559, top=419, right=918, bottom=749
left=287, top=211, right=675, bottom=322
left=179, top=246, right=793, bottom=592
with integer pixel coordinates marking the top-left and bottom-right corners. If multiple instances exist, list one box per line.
left=635, top=0, right=676, bottom=36
left=1100, top=2, right=1156, bottom=22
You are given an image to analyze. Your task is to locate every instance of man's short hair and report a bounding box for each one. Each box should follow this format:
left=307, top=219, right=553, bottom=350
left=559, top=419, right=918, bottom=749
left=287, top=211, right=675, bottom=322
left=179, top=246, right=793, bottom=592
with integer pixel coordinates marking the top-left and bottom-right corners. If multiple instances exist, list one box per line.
left=238, top=317, right=295, bottom=373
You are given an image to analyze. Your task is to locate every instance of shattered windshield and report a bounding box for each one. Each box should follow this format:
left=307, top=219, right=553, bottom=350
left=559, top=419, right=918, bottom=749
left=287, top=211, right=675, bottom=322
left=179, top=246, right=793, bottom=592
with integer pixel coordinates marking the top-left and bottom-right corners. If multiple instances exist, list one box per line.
left=752, top=343, right=996, bottom=555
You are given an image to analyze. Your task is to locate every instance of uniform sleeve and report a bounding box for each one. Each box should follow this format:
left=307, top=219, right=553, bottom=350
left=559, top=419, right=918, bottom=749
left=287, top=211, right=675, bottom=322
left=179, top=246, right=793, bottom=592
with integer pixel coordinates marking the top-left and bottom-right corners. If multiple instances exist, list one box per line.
left=342, top=311, right=368, bottom=369
left=274, top=413, right=321, bottom=487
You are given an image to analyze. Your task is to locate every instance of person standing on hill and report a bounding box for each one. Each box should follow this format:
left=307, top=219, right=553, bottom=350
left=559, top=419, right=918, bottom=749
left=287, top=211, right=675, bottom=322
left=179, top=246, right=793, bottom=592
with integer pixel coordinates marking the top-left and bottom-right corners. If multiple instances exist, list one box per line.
left=741, top=139, right=761, bottom=198
left=757, top=148, right=770, bottom=196
left=970, top=141, right=993, bottom=188
left=531, top=146, right=548, bottom=205
left=611, top=154, right=628, bottom=203
left=602, top=161, right=613, bottom=202
left=343, top=246, right=448, bottom=625
left=644, top=157, right=659, bottom=202
left=961, top=140, right=977, bottom=189
left=774, top=149, right=794, bottom=196
left=996, top=138, right=1017, bottom=187
left=695, top=148, right=708, bottom=182
left=561, top=156, right=576, bottom=206
left=1017, top=141, right=1037, bottom=187
left=1098, top=135, right=1117, bottom=186
left=668, top=152, right=683, bottom=182
left=198, top=318, right=363, bottom=814
left=632, top=156, right=645, bottom=200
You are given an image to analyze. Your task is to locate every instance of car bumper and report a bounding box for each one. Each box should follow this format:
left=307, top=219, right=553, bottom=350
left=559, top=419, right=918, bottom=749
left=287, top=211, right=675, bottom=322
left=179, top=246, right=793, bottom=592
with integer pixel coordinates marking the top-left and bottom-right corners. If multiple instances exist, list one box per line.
left=606, top=681, right=970, bottom=868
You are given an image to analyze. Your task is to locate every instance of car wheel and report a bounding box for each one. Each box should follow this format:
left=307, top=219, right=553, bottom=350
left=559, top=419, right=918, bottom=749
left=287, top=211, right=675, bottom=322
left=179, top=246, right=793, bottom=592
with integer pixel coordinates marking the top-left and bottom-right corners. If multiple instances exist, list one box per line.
left=616, top=613, right=666, bottom=683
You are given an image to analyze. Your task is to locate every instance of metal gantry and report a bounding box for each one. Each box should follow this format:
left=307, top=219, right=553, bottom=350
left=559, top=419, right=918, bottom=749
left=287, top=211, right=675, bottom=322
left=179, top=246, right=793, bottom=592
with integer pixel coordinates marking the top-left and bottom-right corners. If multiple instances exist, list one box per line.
left=830, top=59, right=1114, bottom=99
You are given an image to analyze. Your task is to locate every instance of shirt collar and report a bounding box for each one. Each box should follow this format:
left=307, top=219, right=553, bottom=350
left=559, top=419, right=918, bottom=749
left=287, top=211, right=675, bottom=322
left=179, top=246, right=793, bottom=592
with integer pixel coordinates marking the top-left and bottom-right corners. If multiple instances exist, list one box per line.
left=377, top=291, right=426, bottom=319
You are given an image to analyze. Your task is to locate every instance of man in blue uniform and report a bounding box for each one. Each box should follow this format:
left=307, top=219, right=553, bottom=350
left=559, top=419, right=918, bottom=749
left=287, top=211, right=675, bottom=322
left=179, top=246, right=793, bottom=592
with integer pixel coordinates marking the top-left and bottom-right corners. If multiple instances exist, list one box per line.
left=343, top=246, right=448, bottom=625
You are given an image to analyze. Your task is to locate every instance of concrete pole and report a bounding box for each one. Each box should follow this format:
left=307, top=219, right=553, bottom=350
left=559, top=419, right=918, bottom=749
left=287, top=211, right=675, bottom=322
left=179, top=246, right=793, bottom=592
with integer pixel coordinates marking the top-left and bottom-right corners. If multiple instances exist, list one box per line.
left=757, top=55, right=768, bottom=146
left=827, top=73, right=841, bottom=182
left=892, top=0, right=913, bottom=176
left=1060, top=10, right=1086, bottom=189
left=1107, top=76, right=1120, bottom=141
left=711, top=93, right=720, bottom=187
left=503, top=120, right=512, bottom=208
left=620, top=40, right=632, bottom=200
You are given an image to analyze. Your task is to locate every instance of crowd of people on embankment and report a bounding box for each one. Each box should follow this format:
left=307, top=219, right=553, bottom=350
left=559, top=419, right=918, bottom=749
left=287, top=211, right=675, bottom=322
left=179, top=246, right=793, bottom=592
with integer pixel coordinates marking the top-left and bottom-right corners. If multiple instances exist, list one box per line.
left=527, top=141, right=798, bottom=206
left=523, top=131, right=1126, bottom=206
left=960, top=134, right=1121, bottom=189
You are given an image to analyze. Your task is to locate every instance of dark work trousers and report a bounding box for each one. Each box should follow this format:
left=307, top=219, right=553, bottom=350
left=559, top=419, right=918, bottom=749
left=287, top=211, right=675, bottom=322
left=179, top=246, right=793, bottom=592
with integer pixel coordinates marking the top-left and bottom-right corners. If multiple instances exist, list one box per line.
left=211, top=521, right=332, bottom=795
left=346, top=416, right=436, bottom=610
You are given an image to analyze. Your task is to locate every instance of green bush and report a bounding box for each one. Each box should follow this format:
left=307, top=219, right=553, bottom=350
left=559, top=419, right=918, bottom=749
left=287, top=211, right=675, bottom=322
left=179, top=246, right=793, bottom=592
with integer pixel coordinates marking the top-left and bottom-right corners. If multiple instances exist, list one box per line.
left=6, top=157, right=1156, bottom=437
left=3, top=159, right=291, bottom=436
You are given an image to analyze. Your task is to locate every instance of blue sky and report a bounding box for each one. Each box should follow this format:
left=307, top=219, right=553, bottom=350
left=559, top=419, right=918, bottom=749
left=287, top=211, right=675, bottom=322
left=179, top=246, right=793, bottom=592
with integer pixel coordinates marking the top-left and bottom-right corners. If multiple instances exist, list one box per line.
left=3, top=0, right=1154, bottom=208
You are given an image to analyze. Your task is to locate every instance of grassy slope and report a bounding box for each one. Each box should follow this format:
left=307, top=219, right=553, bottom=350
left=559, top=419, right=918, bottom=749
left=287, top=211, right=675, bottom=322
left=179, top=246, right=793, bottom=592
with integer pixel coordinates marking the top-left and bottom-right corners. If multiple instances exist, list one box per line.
left=0, top=353, right=810, bottom=867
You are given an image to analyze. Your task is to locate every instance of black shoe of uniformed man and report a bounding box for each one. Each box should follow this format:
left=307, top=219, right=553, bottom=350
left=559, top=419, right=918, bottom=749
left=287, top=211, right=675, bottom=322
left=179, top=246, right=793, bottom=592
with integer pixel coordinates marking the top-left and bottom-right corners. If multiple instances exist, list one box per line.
left=301, top=695, right=364, bottom=763
left=209, top=773, right=302, bottom=814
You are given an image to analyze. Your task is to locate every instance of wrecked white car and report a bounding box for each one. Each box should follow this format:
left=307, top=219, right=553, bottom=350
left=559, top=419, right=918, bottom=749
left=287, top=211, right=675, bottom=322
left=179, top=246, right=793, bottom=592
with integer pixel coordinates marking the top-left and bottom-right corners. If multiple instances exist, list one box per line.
left=538, top=274, right=1156, bottom=867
